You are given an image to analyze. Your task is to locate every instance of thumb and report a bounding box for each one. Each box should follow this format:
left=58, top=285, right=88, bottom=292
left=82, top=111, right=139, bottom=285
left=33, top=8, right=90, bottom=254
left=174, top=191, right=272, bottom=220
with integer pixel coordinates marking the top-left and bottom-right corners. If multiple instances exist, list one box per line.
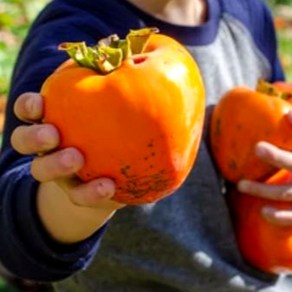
left=68, top=178, right=118, bottom=208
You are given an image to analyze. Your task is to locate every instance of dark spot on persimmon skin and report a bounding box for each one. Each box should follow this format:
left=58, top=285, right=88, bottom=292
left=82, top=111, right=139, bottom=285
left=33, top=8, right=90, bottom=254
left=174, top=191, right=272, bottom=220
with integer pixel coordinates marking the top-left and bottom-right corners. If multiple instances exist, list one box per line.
left=228, top=160, right=237, bottom=170
left=120, top=171, right=171, bottom=198
left=236, top=123, right=243, bottom=131
left=147, top=140, right=154, bottom=148
left=85, top=173, right=91, bottom=178
left=120, top=165, right=131, bottom=177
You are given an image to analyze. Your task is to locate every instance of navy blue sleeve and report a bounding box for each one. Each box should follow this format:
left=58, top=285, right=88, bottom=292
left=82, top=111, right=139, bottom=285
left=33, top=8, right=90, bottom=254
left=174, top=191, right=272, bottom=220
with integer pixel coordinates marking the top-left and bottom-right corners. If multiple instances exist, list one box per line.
left=0, top=152, right=106, bottom=281
left=0, top=0, right=142, bottom=281
left=0, top=0, right=114, bottom=282
left=219, top=0, right=285, bottom=82
left=0, top=152, right=107, bottom=281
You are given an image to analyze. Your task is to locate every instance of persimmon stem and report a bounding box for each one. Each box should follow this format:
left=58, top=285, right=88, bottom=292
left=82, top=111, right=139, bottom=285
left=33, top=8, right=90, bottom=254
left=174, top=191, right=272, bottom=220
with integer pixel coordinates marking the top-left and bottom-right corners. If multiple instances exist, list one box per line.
left=256, top=79, right=290, bottom=100
left=58, top=27, right=159, bottom=74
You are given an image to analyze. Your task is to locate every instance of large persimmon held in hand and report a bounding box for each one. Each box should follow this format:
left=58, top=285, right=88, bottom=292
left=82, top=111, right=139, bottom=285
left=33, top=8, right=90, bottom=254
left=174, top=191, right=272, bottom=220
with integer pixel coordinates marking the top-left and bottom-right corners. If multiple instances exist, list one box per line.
left=41, top=28, right=205, bottom=204
left=227, top=169, right=292, bottom=274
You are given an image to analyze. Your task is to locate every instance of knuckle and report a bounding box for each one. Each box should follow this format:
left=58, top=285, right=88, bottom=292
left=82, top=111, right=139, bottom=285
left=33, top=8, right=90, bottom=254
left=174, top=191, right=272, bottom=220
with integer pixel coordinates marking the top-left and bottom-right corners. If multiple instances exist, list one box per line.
left=31, top=154, right=59, bottom=182
left=58, top=148, right=84, bottom=171
left=281, top=189, right=292, bottom=201
left=68, top=183, right=100, bottom=207
left=68, top=194, right=84, bottom=207
left=30, top=148, right=82, bottom=182
left=11, top=124, right=57, bottom=154
left=66, top=187, right=87, bottom=207
left=14, top=93, right=31, bottom=118
left=10, top=126, right=27, bottom=153
left=14, top=92, right=42, bottom=121
left=36, top=125, right=59, bottom=150
left=10, top=128, right=20, bottom=150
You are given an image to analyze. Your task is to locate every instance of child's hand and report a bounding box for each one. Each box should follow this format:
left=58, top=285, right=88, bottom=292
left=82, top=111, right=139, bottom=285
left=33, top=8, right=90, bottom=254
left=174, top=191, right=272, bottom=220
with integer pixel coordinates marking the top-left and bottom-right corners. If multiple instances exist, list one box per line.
left=238, top=135, right=292, bottom=226
left=11, top=92, right=124, bottom=243
left=11, top=92, right=123, bottom=208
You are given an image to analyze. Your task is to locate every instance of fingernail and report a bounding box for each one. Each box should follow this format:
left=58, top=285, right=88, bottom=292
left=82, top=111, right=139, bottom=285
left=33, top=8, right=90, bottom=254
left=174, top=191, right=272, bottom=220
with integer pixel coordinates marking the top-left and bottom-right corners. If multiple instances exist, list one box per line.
left=96, top=179, right=115, bottom=198
left=61, top=151, right=75, bottom=168
left=237, top=180, right=251, bottom=193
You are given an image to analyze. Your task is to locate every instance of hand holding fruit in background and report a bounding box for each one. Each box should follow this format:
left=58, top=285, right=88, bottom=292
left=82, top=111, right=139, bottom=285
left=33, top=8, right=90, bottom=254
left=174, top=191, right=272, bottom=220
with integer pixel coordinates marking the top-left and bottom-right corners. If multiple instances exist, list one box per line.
left=210, top=80, right=292, bottom=274
left=229, top=143, right=292, bottom=274
left=210, top=80, right=292, bottom=183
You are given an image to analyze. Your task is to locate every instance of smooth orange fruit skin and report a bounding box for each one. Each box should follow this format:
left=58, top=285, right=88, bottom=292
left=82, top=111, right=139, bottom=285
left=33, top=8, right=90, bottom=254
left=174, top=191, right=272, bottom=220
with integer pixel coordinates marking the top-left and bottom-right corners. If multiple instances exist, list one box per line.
left=41, top=33, right=205, bottom=204
left=227, top=169, right=292, bottom=274
left=210, top=86, right=292, bottom=183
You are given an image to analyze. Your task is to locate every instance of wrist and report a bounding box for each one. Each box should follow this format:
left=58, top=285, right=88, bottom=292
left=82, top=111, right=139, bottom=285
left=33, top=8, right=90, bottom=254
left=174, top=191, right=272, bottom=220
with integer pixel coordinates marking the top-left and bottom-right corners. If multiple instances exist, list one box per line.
left=36, top=181, right=116, bottom=244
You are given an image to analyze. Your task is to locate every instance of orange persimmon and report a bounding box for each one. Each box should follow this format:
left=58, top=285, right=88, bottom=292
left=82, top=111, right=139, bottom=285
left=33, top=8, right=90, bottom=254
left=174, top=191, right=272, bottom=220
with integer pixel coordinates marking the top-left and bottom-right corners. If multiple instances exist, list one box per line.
left=227, top=169, right=292, bottom=274
left=41, top=28, right=205, bottom=204
left=210, top=80, right=292, bottom=183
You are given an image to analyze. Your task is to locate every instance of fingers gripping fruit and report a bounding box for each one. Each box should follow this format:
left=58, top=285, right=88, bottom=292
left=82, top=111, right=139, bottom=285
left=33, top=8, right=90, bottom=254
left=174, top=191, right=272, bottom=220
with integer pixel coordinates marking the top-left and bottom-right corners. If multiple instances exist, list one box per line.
left=41, top=28, right=205, bottom=204
left=227, top=169, right=292, bottom=274
left=210, top=80, right=292, bottom=183
left=211, top=80, right=292, bottom=274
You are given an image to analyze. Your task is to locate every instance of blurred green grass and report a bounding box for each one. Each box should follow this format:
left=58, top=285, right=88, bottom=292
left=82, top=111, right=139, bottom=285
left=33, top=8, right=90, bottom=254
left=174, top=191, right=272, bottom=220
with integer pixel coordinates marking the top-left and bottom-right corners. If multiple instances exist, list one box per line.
left=0, top=0, right=51, bottom=97
left=278, top=31, right=292, bottom=81
left=0, top=277, right=18, bottom=292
